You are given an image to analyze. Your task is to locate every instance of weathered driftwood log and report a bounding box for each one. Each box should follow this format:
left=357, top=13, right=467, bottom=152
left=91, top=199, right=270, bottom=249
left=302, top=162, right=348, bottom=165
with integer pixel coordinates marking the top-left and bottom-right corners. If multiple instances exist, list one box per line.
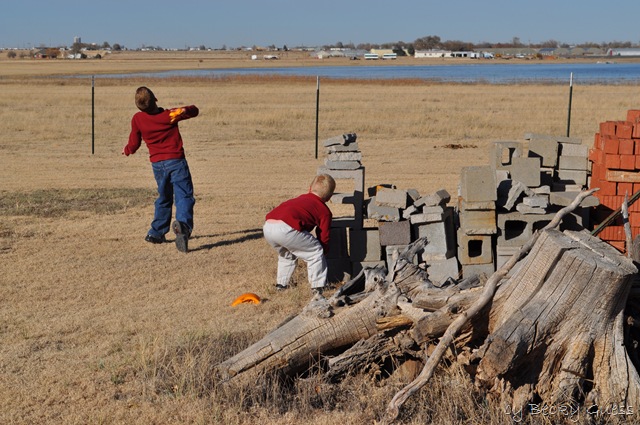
left=476, top=229, right=640, bottom=411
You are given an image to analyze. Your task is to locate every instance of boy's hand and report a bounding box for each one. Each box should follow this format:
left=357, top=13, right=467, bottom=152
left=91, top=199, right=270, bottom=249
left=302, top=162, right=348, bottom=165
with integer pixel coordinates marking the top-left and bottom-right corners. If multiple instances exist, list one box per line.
left=169, top=108, right=185, bottom=123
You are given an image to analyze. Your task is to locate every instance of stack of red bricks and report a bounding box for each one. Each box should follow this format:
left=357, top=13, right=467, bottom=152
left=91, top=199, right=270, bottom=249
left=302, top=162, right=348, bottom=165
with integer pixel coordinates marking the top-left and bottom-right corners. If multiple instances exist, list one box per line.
left=588, top=109, right=640, bottom=252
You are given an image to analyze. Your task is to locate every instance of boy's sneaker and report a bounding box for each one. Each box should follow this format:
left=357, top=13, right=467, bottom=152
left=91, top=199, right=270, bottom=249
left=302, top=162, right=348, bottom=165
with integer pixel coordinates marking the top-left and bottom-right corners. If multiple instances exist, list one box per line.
left=172, top=221, right=190, bottom=253
left=275, top=284, right=288, bottom=291
left=145, top=234, right=166, bottom=244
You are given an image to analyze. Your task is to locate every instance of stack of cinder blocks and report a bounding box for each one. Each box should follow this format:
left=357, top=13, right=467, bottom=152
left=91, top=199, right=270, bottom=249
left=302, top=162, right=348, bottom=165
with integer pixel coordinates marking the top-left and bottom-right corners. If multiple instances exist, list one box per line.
left=367, top=186, right=458, bottom=283
left=589, top=110, right=640, bottom=252
left=318, top=133, right=365, bottom=282
left=458, top=135, right=598, bottom=277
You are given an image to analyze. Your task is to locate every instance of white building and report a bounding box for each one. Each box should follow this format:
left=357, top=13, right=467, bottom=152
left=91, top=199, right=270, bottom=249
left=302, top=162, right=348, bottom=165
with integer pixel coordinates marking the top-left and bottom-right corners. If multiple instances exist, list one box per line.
left=414, top=49, right=452, bottom=58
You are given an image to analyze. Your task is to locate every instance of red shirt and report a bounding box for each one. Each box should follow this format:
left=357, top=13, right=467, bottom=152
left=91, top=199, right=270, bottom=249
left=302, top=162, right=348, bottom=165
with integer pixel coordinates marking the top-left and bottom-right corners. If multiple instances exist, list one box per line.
left=266, top=193, right=333, bottom=253
left=124, top=105, right=199, bottom=162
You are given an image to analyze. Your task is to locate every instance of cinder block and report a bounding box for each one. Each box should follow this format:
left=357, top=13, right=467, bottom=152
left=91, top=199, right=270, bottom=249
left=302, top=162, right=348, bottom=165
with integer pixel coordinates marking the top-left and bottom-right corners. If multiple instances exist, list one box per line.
left=459, top=165, right=497, bottom=202
left=528, top=137, right=558, bottom=167
left=559, top=143, right=589, bottom=157
left=327, top=227, right=348, bottom=259
left=522, top=195, right=549, bottom=208
left=459, top=199, right=496, bottom=211
left=490, top=141, right=524, bottom=171
left=414, top=189, right=451, bottom=207
left=326, top=151, right=363, bottom=161
left=379, top=220, right=411, bottom=246
left=349, top=228, right=381, bottom=261
left=558, top=155, right=588, bottom=171
left=385, top=245, right=419, bottom=267
left=510, top=157, right=541, bottom=187
left=324, top=159, right=361, bottom=170
left=497, top=180, right=534, bottom=211
left=457, top=229, right=493, bottom=265
left=426, top=257, right=460, bottom=284
left=376, top=188, right=409, bottom=208
left=556, top=169, right=587, bottom=186
left=458, top=208, right=497, bottom=235
left=367, top=198, right=401, bottom=222
left=497, top=211, right=555, bottom=247
left=413, top=207, right=456, bottom=261
left=410, top=205, right=445, bottom=224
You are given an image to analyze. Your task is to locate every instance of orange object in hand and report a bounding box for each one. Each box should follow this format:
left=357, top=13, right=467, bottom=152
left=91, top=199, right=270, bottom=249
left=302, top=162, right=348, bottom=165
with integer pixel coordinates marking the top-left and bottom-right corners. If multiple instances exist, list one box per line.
left=169, top=108, right=185, bottom=123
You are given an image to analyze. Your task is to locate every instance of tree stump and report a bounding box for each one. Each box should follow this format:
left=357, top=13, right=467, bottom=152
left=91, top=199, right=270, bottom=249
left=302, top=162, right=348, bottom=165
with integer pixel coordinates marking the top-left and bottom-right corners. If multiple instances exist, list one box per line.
left=475, top=229, right=640, bottom=411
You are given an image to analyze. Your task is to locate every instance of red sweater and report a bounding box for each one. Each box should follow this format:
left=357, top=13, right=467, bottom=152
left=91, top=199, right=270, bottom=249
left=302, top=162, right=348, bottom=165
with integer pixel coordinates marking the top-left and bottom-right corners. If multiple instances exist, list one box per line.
left=124, top=105, right=199, bottom=162
left=266, top=193, right=333, bottom=253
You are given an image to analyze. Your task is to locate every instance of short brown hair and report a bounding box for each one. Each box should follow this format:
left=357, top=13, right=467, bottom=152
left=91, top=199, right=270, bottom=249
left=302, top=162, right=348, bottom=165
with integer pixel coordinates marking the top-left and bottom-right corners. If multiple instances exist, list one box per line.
left=311, top=174, right=336, bottom=202
left=135, top=86, right=157, bottom=112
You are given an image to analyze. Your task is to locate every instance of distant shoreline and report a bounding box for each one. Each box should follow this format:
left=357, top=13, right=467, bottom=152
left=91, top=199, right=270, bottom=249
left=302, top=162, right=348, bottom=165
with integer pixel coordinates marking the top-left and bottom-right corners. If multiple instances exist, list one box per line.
left=1, top=49, right=639, bottom=78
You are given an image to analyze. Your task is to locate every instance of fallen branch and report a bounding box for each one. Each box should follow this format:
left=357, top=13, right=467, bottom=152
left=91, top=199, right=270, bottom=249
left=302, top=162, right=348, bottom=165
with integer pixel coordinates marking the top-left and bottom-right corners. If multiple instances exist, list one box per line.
left=382, top=188, right=599, bottom=424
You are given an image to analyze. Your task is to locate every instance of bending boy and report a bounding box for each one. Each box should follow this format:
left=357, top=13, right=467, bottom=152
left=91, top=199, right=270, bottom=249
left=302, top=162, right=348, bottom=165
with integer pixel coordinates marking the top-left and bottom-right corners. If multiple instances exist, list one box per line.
left=122, top=86, right=199, bottom=253
left=263, top=174, right=336, bottom=295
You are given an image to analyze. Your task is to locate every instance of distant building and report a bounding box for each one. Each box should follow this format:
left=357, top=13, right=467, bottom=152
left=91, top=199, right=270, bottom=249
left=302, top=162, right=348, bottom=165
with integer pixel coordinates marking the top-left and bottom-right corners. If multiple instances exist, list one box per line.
left=607, top=48, right=640, bottom=57
left=414, top=49, right=451, bottom=58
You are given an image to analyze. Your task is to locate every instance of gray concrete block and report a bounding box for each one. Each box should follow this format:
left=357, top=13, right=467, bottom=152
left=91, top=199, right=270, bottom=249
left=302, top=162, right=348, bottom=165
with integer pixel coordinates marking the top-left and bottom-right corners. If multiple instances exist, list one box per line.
left=559, top=143, right=588, bottom=157
left=407, top=188, right=421, bottom=202
left=527, top=137, right=558, bottom=167
left=327, top=227, right=349, bottom=259
left=497, top=211, right=555, bottom=247
left=459, top=199, right=496, bottom=211
left=324, top=159, right=361, bottom=170
left=414, top=189, right=451, bottom=207
left=510, top=157, right=541, bottom=187
left=558, top=155, right=588, bottom=171
left=326, top=142, right=359, bottom=153
left=385, top=245, right=419, bottom=267
left=549, top=191, right=600, bottom=208
left=379, top=220, right=412, bottom=246
left=402, top=204, right=419, bottom=219
left=556, top=169, right=587, bottom=186
left=349, top=228, right=381, bottom=261
left=516, top=204, right=547, bottom=214
left=326, top=151, right=362, bottom=161
left=522, top=195, right=549, bottom=208
left=427, top=257, right=460, bottom=284
left=410, top=210, right=445, bottom=225
left=460, top=165, right=497, bottom=202
left=459, top=208, right=497, bottom=235
left=413, top=207, right=456, bottom=261
left=367, top=199, right=401, bottom=222
left=376, top=188, right=409, bottom=208
left=457, top=229, right=493, bottom=265
left=497, top=180, right=534, bottom=211
left=489, top=141, right=524, bottom=171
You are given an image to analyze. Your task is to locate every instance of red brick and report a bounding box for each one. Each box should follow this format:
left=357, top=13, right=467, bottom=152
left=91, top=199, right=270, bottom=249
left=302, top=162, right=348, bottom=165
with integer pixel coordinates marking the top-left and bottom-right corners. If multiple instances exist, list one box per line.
left=616, top=121, right=634, bottom=138
left=634, top=124, right=640, bottom=139
left=634, top=183, right=640, bottom=193
left=628, top=110, right=640, bottom=123
left=605, top=154, right=621, bottom=169
left=619, top=138, right=635, bottom=155
left=589, top=148, right=604, bottom=164
left=597, top=182, right=619, bottom=197
left=630, top=212, right=640, bottom=227
left=591, top=162, right=605, bottom=180
left=602, top=135, right=619, bottom=154
left=594, top=133, right=604, bottom=150
left=636, top=155, right=640, bottom=170
left=620, top=154, right=636, bottom=171
left=618, top=182, right=634, bottom=196
left=600, top=121, right=617, bottom=136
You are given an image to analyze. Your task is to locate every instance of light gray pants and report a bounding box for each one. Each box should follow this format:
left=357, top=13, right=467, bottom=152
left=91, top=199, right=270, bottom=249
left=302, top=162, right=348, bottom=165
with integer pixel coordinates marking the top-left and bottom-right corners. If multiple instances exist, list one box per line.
left=263, top=220, right=327, bottom=289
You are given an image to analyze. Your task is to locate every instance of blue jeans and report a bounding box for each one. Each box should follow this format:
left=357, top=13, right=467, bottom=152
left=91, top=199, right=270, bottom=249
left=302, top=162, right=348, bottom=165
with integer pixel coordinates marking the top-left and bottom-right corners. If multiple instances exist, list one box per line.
left=149, top=158, right=195, bottom=238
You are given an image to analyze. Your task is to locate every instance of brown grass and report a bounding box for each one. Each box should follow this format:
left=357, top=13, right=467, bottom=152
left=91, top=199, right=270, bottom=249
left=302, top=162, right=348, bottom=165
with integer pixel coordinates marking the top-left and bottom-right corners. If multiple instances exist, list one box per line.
left=1, top=56, right=640, bottom=424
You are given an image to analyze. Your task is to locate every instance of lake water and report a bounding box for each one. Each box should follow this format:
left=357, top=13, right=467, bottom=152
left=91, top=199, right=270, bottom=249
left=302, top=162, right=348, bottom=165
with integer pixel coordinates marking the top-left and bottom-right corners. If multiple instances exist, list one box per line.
left=107, top=62, right=640, bottom=84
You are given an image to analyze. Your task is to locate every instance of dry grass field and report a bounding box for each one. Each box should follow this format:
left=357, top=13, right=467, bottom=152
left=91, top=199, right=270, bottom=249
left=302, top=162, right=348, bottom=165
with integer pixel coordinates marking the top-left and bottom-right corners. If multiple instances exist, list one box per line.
left=2, top=53, right=640, bottom=424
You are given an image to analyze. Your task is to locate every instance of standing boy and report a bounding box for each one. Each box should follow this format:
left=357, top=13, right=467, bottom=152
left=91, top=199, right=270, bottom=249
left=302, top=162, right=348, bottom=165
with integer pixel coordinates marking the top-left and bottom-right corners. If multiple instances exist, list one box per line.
left=122, top=86, right=198, bottom=253
left=263, top=174, right=336, bottom=295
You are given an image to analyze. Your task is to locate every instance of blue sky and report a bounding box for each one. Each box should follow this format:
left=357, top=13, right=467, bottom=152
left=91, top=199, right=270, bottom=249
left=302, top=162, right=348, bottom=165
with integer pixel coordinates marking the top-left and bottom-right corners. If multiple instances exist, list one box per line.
left=2, top=0, right=639, bottom=49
